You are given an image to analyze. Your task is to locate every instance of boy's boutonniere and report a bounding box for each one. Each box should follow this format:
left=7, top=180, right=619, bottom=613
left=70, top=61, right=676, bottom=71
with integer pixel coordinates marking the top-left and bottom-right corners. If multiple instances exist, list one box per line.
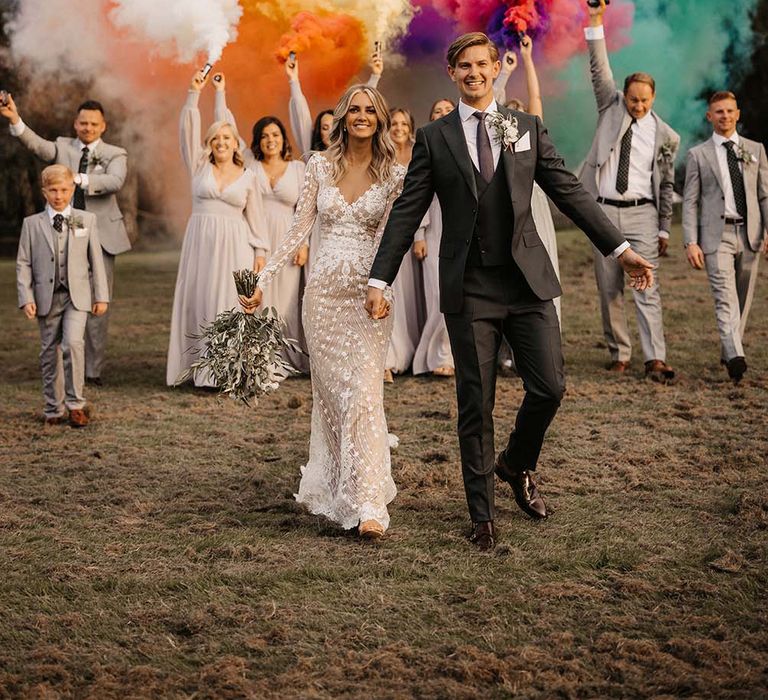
left=487, top=112, right=520, bottom=151
left=66, top=214, right=85, bottom=231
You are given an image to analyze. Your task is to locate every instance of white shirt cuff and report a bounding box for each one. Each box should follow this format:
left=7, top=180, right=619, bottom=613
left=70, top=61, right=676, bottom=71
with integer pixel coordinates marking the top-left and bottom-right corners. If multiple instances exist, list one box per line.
left=584, top=26, right=605, bottom=41
left=611, top=241, right=630, bottom=258
left=9, top=119, right=25, bottom=137
left=75, top=173, right=89, bottom=188
left=658, top=230, right=670, bottom=239
left=367, top=278, right=387, bottom=290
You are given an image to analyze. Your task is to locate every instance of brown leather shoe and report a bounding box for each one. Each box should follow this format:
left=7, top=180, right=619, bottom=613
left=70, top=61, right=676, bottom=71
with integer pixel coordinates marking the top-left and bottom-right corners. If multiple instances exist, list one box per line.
left=644, top=359, right=676, bottom=384
left=359, top=520, right=385, bottom=540
left=469, top=521, right=495, bottom=551
left=495, top=451, right=547, bottom=519
left=44, top=415, right=65, bottom=426
left=68, top=408, right=89, bottom=428
left=607, top=360, right=630, bottom=373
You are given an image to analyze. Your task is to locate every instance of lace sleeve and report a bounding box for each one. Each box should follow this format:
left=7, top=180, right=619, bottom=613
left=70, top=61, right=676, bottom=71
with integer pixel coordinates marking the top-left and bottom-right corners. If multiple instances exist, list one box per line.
left=258, top=154, right=321, bottom=290
left=179, top=91, right=202, bottom=175
left=373, top=165, right=407, bottom=258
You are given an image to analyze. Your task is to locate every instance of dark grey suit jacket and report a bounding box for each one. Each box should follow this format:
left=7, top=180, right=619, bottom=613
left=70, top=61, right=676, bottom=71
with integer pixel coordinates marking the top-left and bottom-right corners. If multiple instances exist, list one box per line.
left=370, top=106, right=626, bottom=314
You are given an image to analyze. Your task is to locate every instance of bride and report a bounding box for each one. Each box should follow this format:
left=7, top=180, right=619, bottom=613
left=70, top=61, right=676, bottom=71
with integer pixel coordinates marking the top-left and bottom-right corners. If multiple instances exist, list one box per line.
left=240, top=84, right=406, bottom=539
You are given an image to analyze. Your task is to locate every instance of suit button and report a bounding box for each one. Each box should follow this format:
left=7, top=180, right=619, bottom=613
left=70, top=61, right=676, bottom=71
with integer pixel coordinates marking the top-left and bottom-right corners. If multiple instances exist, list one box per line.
left=49, top=278, right=53, bottom=283
left=720, top=215, right=724, bottom=219
left=465, top=239, right=470, bottom=244
left=50, top=257, right=54, bottom=262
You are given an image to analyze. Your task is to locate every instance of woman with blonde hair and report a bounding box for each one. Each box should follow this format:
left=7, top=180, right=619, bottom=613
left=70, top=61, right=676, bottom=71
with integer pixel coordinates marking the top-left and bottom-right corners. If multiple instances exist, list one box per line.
left=240, top=84, right=406, bottom=539
left=166, top=70, right=268, bottom=388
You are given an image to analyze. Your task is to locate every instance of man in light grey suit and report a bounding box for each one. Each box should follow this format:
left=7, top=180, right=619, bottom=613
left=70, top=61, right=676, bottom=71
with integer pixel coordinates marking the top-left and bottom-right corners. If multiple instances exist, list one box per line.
left=581, top=0, right=680, bottom=383
left=2, top=94, right=129, bottom=385
left=17, top=165, right=110, bottom=427
left=683, top=91, right=768, bottom=383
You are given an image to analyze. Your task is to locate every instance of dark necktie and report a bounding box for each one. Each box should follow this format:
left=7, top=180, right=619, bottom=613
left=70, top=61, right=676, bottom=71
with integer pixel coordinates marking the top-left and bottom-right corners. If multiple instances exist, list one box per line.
left=53, top=213, right=64, bottom=232
left=615, top=119, right=636, bottom=194
left=473, top=111, right=494, bottom=183
left=723, top=141, right=747, bottom=220
left=73, top=146, right=89, bottom=210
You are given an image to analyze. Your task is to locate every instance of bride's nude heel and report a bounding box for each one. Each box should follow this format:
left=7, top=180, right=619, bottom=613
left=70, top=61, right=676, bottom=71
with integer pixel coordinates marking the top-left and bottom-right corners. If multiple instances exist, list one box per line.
left=359, top=520, right=385, bottom=539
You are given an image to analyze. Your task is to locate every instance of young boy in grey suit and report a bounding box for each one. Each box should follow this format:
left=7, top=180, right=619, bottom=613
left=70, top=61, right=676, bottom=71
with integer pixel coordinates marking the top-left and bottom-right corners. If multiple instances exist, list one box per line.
left=16, top=165, right=110, bottom=427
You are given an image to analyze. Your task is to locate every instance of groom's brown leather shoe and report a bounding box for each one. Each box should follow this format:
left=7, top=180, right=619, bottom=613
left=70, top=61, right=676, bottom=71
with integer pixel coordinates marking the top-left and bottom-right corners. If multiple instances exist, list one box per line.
left=469, top=521, right=495, bottom=551
left=68, top=409, right=89, bottom=428
left=495, top=451, right=547, bottom=520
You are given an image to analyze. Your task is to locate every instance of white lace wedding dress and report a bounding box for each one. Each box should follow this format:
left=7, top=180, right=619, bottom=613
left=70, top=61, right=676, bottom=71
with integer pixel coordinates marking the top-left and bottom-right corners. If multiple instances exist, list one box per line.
left=258, top=154, right=406, bottom=530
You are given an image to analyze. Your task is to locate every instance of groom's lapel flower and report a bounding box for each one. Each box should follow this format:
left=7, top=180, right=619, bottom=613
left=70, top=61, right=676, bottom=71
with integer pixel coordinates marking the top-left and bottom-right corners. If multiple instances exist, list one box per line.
left=89, top=152, right=105, bottom=171
left=737, top=143, right=758, bottom=165
left=487, top=112, right=520, bottom=151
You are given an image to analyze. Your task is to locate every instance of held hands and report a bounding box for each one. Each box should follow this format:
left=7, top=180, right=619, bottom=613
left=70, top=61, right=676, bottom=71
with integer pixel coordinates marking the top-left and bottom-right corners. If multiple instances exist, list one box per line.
left=412, top=240, right=427, bottom=261
left=92, top=302, right=108, bottom=317
left=685, top=243, right=705, bottom=270
left=587, top=0, right=607, bottom=26
left=239, top=288, right=263, bottom=315
left=0, top=92, right=20, bottom=125
left=190, top=70, right=210, bottom=93
left=22, top=302, right=36, bottom=320
left=364, top=286, right=391, bottom=320
left=618, top=247, right=654, bottom=291
left=293, top=245, right=309, bottom=267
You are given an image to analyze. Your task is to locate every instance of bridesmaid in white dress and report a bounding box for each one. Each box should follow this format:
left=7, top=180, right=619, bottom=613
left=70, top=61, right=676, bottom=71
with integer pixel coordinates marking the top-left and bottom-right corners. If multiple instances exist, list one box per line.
left=384, top=107, right=426, bottom=382
left=412, top=98, right=457, bottom=377
left=167, top=71, right=267, bottom=388
left=214, top=81, right=309, bottom=372
left=493, top=35, right=561, bottom=323
left=239, top=85, right=405, bottom=539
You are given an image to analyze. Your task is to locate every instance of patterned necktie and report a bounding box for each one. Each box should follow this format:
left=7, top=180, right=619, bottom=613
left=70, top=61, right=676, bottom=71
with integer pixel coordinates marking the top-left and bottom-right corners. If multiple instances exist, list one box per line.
left=473, top=111, right=494, bottom=183
left=53, top=213, right=64, bottom=232
left=73, top=146, right=89, bottom=210
left=615, top=119, right=636, bottom=194
left=723, top=141, right=747, bottom=220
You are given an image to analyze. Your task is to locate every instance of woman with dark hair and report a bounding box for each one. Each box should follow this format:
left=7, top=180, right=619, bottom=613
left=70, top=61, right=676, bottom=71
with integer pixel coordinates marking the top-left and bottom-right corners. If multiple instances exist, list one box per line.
left=239, top=85, right=406, bottom=539
left=309, top=109, right=334, bottom=152
left=384, top=107, right=425, bottom=382
left=412, top=99, right=457, bottom=378
left=214, top=82, right=308, bottom=371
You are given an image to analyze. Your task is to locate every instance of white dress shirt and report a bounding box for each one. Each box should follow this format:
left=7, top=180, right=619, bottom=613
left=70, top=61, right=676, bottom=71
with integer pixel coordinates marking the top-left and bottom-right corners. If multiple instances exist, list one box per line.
left=711, top=131, right=743, bottom=219
left=598, top=111, right=656, bottom=202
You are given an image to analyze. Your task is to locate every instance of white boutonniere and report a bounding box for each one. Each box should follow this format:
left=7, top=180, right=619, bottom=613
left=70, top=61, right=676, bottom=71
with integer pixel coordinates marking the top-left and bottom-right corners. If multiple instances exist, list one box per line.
left=657, top=140, right=677, bottom=163
left=66, top=214, right=88, bottom=236
left=90, top=153, right=105, bottom=172
left=487, top=112, right=520, bottom=151
left=736, top=143, right=758, bottom=165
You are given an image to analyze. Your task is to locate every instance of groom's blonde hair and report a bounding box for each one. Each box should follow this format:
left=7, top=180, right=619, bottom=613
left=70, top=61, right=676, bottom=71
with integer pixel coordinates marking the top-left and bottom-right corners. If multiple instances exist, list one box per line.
left=447, top=33, right=500, bottom=68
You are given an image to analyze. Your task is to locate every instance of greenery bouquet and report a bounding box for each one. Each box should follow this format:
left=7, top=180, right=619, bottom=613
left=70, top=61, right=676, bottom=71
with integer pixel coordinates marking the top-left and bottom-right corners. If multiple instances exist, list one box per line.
left=178, top=270, right=298, bottom=404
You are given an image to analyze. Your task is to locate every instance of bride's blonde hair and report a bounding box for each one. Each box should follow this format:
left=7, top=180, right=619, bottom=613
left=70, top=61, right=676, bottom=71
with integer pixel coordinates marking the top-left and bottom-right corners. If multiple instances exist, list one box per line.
left=325, top=85, right=396, bottom=185
left=200, top=121, right=244, bottom=169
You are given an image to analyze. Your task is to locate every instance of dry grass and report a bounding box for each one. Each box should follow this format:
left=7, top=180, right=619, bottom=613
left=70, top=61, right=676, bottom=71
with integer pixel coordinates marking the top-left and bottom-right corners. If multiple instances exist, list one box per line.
left=1, top=227, right=766, bottom=699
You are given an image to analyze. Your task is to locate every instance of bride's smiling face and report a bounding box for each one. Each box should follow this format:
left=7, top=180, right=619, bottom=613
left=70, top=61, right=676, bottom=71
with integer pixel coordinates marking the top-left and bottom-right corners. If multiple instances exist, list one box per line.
left=344, top=92, right=378, bottom=140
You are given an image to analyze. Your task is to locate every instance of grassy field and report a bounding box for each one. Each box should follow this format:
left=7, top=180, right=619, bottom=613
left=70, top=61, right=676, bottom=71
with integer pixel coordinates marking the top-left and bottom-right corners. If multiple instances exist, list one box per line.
left=1, top=227, right=766, bottom=699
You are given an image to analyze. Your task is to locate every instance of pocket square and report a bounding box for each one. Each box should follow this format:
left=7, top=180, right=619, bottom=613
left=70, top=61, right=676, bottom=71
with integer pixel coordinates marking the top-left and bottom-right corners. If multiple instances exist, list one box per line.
left=74, top=228, right=88, bottom=238
left=514, top=131, right=531, bottom=153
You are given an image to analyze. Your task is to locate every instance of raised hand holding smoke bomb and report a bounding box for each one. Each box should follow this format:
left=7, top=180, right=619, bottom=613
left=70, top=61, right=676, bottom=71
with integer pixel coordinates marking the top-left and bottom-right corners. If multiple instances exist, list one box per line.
left=371, top=41, right=384, bottom=76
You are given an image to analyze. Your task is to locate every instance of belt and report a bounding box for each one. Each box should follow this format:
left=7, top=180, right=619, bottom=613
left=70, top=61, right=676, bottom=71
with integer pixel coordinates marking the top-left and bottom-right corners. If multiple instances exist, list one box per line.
left=597, top=197, right=654, bottom=208
left=724, top=217, right=744, bottom=225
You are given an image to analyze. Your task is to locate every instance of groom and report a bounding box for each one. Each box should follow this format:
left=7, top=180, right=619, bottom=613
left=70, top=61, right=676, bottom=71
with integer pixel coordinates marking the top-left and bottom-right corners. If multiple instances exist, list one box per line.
left=366, top=32, right=654, bottom=550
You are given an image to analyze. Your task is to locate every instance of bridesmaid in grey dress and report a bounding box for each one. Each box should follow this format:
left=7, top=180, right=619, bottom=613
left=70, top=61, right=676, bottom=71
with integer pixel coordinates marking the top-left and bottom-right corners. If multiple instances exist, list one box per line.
left=494, top=35, right=561, bottom=323
left=384, top=107, right=426, bottom=382
left=214, top=82, right=309, bottom=372
left=167, top=71, right=267, bottom=388
left=412, top=99, right=457, bottom=377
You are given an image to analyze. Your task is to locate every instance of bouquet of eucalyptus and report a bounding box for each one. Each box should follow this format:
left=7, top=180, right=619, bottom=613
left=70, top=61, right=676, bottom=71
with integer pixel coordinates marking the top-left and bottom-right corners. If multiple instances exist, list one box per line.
left=178, top=269, right=298, bottom=404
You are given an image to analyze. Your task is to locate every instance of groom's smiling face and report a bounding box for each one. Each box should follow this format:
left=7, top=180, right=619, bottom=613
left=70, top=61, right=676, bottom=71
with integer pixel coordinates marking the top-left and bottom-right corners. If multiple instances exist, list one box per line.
left=448, top=45, right=501, bottom=107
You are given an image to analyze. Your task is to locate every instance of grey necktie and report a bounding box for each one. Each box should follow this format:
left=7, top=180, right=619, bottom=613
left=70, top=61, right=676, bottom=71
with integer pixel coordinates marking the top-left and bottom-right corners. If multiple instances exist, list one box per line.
left=473, top=111, right=494, bottom=183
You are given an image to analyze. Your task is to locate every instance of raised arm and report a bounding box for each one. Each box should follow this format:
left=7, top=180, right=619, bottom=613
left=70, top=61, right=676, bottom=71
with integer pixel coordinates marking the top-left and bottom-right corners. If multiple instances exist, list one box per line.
left=493, top=51, right=517, bottom=105
left=585, top=0, right=619, bottom=114
left=286, top=58, right=314, bottom=156
left=366, top=47, right=384, bottom=89
left=257, top=154, right=321, bottom=290
left=212, top=74, right=254, bottom=167
left=179, top=71, right=209, bottom=175
left=519, top=36, right=543, bottom=121
left=2, top=93, right=58, bottom=162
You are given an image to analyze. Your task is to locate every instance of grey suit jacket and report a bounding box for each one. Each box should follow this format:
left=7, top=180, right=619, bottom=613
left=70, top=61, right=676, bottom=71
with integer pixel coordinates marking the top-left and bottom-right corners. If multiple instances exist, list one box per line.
left=579, top=34, right=680, bottom=233
left=15, top=127, right=131, bottom=255
left=371, top=107, right=625, bottom=314
left=682, top=136, right=768, bottom=254
left=16, top=210, right=110, bottom=316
